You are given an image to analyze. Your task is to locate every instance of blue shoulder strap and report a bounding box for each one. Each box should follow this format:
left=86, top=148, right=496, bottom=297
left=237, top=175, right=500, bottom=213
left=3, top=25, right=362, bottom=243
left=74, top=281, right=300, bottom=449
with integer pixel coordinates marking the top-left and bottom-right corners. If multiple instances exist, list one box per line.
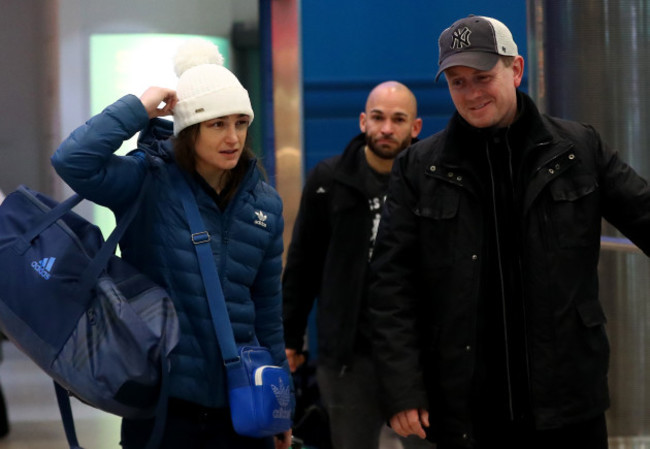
left=168, top=164, right=240, bottom=367
left=54, top=382, right=83, bottom=449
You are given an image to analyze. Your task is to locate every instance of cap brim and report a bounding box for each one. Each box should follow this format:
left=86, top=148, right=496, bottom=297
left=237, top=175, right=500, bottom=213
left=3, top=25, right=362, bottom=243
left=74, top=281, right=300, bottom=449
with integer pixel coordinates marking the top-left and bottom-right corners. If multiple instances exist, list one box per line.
left=435, top=52, right=500, bottom=81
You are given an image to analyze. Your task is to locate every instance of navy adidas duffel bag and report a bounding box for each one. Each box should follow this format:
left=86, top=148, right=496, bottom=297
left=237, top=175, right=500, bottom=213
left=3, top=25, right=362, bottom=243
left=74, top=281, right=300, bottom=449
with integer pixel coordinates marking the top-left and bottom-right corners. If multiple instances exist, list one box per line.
left=0, top=182, right=179, bottom=448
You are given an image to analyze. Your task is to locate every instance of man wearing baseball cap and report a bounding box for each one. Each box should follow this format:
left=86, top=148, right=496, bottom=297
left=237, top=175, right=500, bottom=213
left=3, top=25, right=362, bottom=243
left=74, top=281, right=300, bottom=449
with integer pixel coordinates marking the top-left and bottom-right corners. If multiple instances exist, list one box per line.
left=368, top=15, right=650, bottom=449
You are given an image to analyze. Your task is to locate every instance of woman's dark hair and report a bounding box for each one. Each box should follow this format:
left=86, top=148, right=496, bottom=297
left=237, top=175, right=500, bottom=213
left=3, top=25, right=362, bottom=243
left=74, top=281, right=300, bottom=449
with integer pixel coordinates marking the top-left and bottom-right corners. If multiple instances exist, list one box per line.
left=173, top=122, right=265, bottom=204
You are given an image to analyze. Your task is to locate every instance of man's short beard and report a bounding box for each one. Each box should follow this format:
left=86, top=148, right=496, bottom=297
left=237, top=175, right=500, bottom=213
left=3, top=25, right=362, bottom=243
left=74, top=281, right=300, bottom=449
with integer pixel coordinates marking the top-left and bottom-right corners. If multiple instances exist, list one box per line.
left=365, top=135, right=411, bottom=160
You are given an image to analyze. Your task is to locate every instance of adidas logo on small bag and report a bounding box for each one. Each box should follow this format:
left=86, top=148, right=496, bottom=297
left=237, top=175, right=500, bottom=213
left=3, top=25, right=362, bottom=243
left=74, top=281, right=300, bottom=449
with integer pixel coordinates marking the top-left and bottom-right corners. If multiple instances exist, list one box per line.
left=31, top=257, right=56, bottom=280
left=271, top=378, right=291, bottom=419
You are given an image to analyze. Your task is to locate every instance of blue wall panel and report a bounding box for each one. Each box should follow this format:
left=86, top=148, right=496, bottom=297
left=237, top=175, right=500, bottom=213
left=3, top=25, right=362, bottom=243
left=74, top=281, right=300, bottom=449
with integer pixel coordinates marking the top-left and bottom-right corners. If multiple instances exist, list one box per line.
left=301, top=1, right=528, bottom=174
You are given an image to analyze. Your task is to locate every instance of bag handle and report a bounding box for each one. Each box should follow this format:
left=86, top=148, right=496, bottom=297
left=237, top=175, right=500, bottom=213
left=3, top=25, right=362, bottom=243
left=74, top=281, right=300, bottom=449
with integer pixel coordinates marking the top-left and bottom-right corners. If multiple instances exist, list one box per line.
left=78, top=173, right=153, bottom=292
left=168, top=164, right=241, bottom=367
left=12, top=189, right=84, bottom=254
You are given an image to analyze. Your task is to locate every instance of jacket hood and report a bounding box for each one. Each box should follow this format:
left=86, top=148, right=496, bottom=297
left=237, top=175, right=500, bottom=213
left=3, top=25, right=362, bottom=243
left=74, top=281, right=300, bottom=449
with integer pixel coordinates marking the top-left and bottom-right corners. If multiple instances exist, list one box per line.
left=337, top=133, right=367, bottom=171
left=137, top=117, right=175, bottom=161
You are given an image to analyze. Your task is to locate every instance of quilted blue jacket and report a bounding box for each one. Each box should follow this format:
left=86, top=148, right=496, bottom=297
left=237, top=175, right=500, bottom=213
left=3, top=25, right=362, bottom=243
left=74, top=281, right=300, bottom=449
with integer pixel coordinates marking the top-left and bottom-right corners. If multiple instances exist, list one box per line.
left=51, top=95, right=288, bottom=409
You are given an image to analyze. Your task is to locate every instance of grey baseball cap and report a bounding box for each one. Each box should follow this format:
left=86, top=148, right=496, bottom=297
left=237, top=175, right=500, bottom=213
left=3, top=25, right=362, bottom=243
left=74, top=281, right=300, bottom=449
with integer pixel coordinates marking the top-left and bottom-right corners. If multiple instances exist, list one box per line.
left=435, top=15, right=518, bottom=81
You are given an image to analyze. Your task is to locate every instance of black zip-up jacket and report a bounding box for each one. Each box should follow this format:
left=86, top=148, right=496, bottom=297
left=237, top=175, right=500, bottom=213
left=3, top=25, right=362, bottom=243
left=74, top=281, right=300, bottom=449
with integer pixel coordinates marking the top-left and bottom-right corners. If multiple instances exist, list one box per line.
left=369, top=91, right=650, bottom=447
left=283, top=133, right=377, bottom=370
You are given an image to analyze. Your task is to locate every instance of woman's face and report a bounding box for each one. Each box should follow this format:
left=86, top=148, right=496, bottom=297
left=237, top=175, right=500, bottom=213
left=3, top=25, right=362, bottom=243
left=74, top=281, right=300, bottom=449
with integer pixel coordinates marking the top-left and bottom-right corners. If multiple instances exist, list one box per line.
left=193, top=114, right=250, bottom=180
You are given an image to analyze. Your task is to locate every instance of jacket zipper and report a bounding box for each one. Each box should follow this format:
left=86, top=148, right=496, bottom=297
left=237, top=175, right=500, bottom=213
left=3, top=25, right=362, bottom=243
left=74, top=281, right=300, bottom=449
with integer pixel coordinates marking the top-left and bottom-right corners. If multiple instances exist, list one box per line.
left=211, top=166, right=255, bottom=305
left=485, top=141, right=516, bottom=419
left=506, top=137, right=532, bottom=421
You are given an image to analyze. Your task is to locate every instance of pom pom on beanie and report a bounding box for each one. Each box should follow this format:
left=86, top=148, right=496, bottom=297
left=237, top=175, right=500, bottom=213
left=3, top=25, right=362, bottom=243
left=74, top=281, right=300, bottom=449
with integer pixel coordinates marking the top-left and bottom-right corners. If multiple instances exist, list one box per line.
left=172, top=39, right=254, bottom=136
left=173, top=39, right=225, bottom=76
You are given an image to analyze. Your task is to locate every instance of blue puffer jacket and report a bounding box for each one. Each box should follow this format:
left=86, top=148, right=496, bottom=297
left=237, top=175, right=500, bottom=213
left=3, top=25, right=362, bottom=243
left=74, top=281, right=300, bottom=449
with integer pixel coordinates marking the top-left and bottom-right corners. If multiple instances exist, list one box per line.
left=51, top=95, right=288, bottom=409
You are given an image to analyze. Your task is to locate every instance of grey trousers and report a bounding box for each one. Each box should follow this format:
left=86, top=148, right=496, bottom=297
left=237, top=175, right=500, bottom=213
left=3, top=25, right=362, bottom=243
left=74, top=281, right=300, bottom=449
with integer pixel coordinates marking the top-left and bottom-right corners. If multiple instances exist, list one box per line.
left=317, top=356, right=434, bottom=449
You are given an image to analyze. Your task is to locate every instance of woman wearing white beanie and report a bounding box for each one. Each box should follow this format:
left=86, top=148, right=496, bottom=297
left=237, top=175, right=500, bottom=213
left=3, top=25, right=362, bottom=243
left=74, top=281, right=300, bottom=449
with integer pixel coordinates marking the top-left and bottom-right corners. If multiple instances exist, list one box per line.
left=52, top=39, right=292, bottom=449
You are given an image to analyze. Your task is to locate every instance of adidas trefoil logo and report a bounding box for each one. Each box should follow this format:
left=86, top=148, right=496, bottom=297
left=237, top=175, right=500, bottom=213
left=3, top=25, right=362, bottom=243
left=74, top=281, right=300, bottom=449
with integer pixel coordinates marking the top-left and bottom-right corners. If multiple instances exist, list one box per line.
left=254, top=210, right=268, bottom=228
left=316, top=186, right=326, bottom=194
left=271, top=378, right=292, bottom=419
left=31, top=257, right=56, bottom=280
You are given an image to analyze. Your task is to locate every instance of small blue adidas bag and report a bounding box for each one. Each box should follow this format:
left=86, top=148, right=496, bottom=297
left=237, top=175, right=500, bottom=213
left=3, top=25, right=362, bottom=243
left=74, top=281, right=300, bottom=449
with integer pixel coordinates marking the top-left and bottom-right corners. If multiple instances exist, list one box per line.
left=226, top=346, right=293, bottom=438
left=0, top=183, right=179, bottom=449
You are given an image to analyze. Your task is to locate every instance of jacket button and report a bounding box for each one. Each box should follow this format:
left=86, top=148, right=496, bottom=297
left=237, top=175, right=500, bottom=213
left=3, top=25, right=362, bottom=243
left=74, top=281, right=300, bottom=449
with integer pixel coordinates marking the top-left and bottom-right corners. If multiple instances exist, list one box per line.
left=465, top=345, right=472, bottom=352
left=548, top=168, right=555, bottom=174
left=429, top=165, right=437, bottom=172
left=447, top=172, right=454, bottom=178
left=569, top=154, right=576, bottom=160
left=471, top=254, right=478, bottom=261
left=462, top=433, right=469, bottom=440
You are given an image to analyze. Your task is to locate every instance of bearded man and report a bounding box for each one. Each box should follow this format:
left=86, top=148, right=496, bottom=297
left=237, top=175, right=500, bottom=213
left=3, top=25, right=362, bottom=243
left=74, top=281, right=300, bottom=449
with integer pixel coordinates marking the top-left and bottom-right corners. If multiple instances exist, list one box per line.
left=283, top=81, right=428, bottom=449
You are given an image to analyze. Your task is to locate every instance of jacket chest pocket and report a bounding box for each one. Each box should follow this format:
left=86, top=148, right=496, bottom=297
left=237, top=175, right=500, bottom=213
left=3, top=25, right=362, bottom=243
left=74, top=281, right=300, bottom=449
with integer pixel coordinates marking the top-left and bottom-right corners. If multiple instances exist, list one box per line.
left=544, top=174, right=600, bottom=248
left=414, top=183, right=460, bottom=266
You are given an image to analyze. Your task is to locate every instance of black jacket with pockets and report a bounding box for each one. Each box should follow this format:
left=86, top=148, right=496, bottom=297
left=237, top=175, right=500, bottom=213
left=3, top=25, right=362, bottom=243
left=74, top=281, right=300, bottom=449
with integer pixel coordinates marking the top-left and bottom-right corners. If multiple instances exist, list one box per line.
left=369, top=91, right=650, bottom=447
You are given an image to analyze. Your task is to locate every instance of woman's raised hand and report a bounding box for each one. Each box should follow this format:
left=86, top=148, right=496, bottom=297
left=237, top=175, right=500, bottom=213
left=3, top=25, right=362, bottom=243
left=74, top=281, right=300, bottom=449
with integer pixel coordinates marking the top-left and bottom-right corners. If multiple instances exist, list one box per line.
left=139, top=87, right=178, bottom=119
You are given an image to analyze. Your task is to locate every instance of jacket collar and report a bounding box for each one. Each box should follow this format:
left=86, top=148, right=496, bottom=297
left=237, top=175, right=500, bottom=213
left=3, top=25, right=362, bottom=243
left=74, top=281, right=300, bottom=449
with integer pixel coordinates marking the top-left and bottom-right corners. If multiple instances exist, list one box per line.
left=433, top=90, right=576, bottom=212
left=335, top=133, right=367, bottom=181
left=430, top=91, right=562, bottom=184
left=440, top=90, right=554, bottom=166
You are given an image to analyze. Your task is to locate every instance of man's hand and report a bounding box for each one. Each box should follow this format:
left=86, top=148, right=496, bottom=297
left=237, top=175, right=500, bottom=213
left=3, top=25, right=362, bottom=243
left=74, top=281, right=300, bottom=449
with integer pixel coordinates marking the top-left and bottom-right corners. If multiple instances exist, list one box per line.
left=139, top=87, right=177, bottom=119
left=274, top=429, right=292, bottom=449
left=285, top=348, right=306, bottom=373
left=390, top=408, right=429, bottom=439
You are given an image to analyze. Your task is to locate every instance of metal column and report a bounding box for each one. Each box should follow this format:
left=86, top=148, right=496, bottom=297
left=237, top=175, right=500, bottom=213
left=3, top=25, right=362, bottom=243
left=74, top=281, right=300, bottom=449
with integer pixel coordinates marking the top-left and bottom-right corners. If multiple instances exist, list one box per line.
left=268, top=0, right=303, bottom=266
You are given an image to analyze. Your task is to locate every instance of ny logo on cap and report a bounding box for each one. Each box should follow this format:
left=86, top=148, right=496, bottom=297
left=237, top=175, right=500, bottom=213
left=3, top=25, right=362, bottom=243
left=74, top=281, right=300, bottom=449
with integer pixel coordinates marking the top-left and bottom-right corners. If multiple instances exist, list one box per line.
left=451, top=26, right=472, bottom=49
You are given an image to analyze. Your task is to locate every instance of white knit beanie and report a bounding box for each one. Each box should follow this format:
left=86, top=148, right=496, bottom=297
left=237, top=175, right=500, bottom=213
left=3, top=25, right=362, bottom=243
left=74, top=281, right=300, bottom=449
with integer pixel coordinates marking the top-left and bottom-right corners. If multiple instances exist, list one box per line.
left=172, top=39, right=254, bottom=136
